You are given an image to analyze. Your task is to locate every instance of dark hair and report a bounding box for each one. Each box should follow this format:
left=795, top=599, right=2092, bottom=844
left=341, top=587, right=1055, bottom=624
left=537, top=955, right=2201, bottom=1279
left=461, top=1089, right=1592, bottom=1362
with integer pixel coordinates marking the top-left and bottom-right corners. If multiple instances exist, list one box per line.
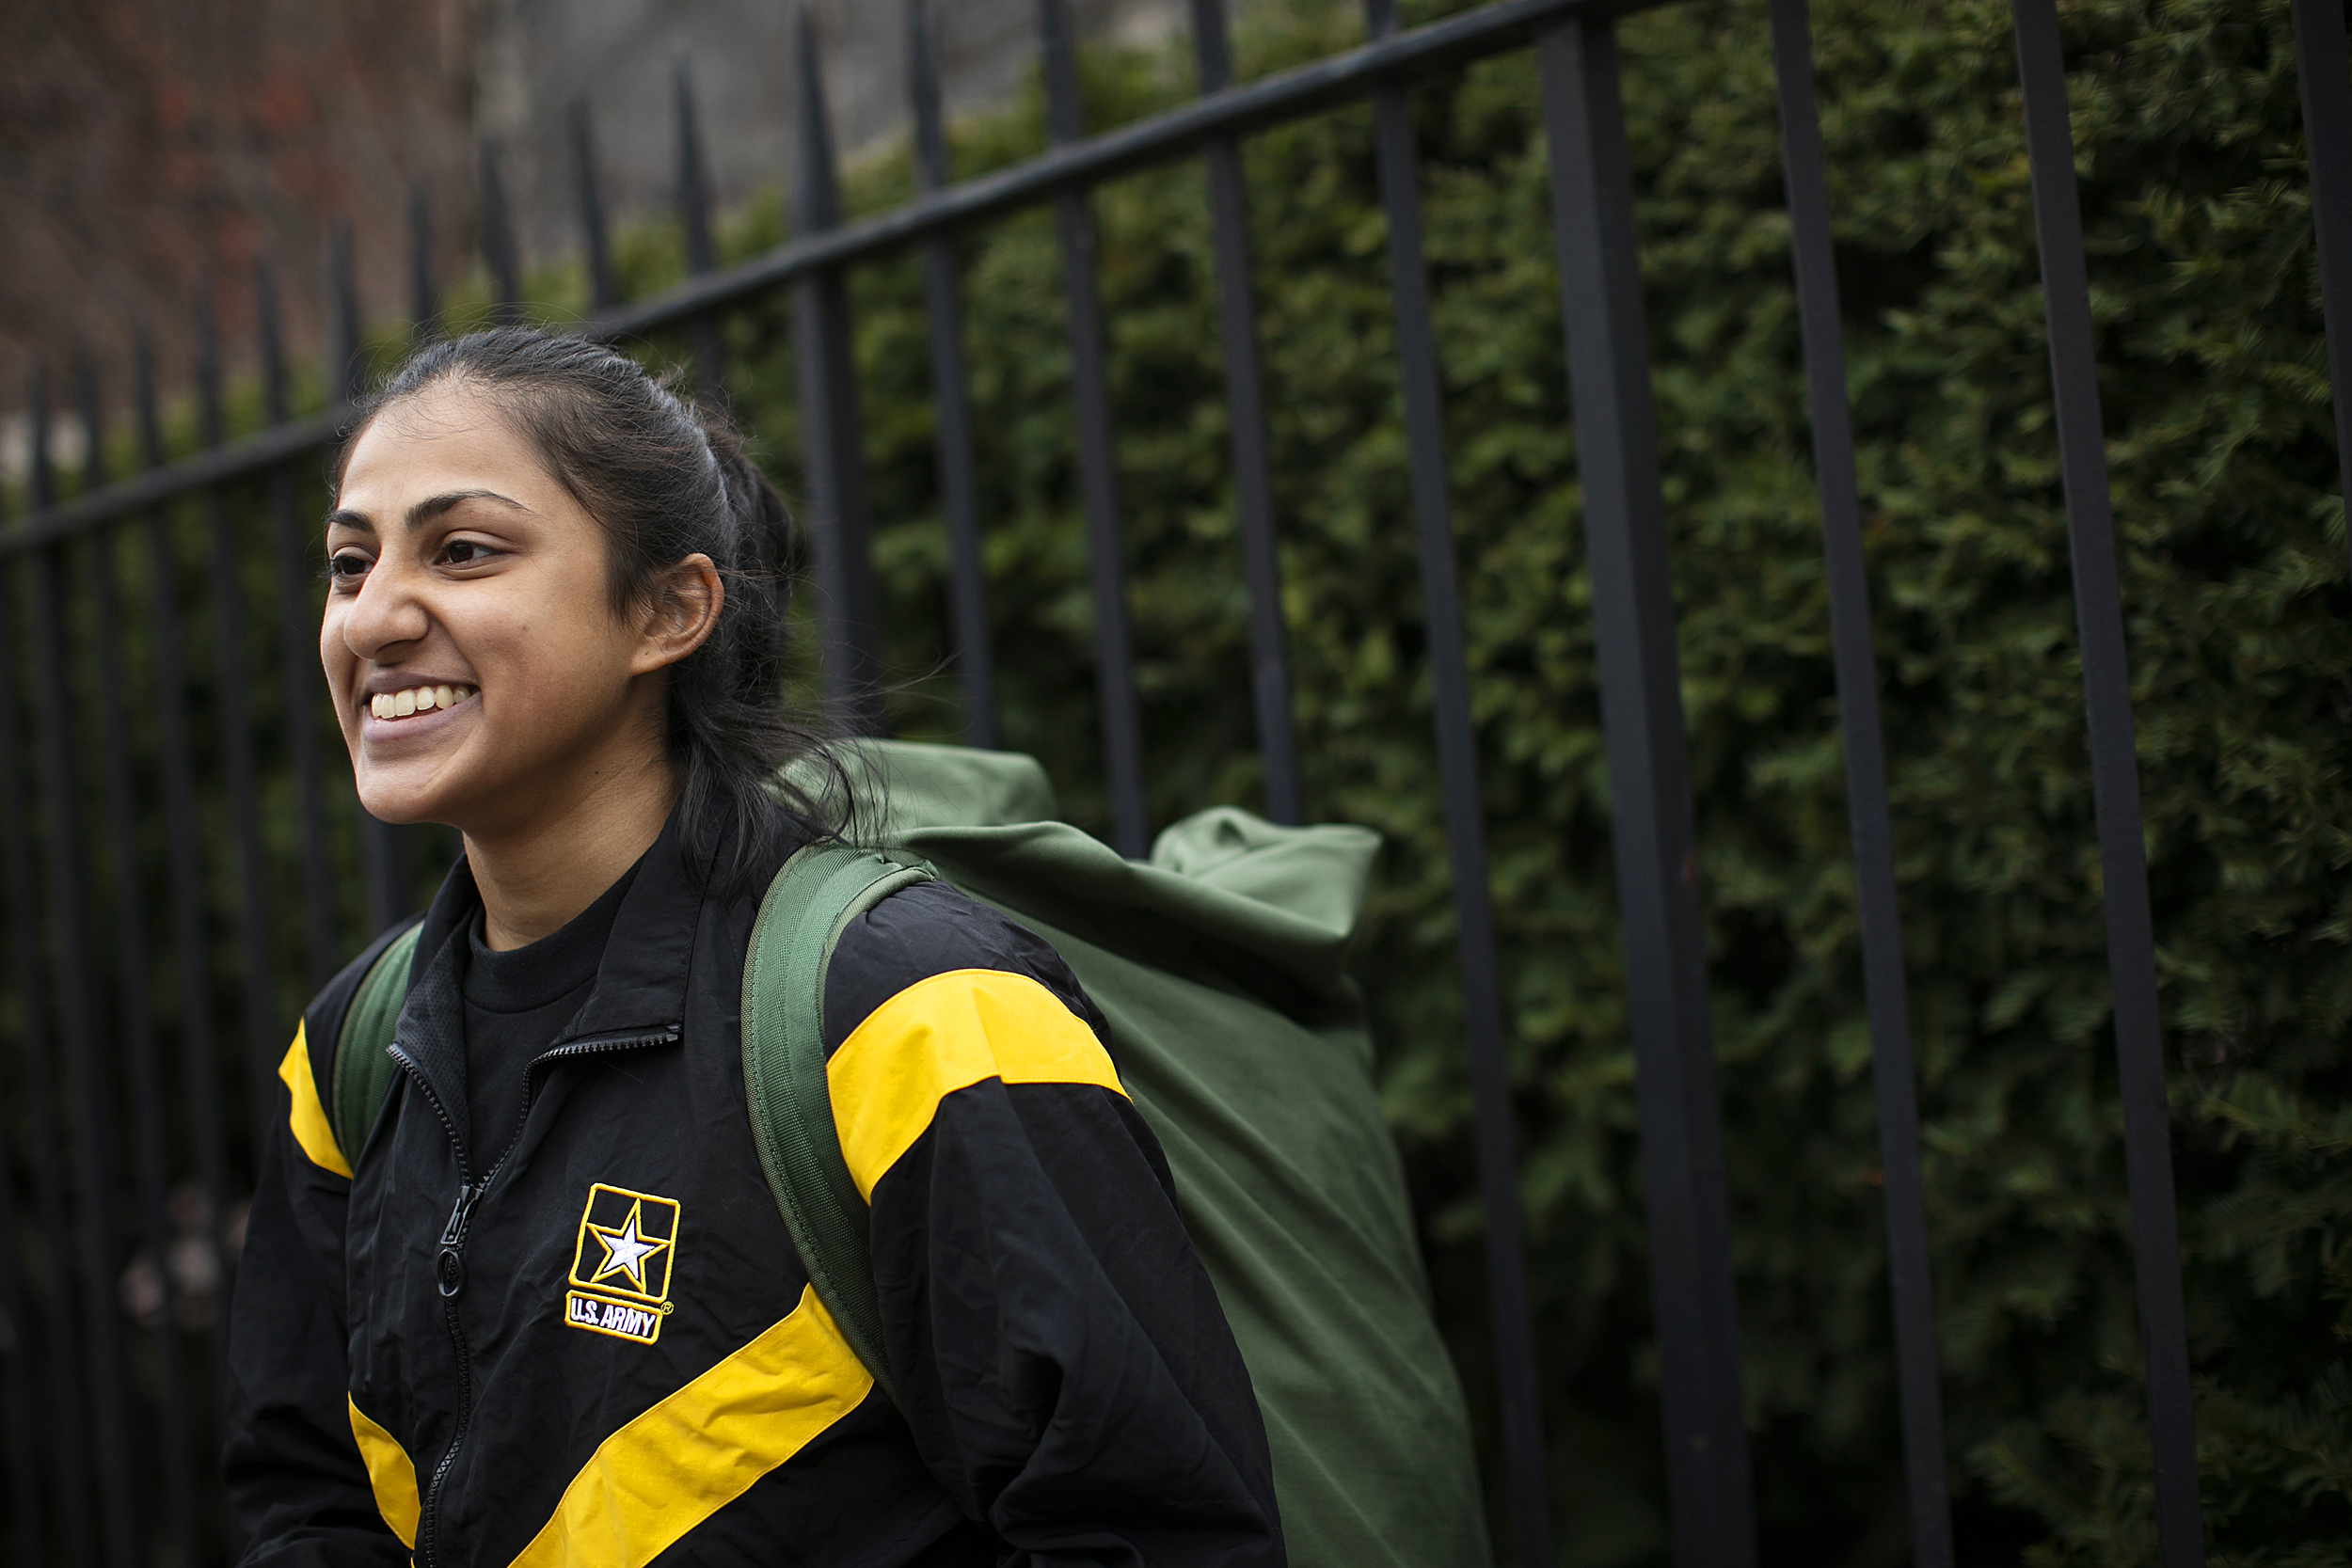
left=332, top=325, right=844, bottom=893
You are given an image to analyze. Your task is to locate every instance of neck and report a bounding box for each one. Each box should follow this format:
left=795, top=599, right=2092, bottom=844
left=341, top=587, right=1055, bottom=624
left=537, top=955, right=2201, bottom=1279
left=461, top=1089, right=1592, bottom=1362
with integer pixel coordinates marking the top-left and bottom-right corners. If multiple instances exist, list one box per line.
left=463, top=745, right=679, bottom=951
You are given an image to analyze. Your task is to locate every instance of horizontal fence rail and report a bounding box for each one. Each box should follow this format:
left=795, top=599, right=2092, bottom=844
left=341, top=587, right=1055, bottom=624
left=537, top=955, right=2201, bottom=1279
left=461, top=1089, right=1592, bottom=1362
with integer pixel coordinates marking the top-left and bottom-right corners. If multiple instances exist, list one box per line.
left=1, top=0, right=2306, bottom=1560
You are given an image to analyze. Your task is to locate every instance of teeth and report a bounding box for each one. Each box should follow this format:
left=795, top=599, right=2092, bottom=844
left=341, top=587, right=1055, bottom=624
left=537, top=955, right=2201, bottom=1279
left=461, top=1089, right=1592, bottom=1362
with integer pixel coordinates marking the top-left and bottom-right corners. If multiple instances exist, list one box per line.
left=369, top=685, right=475, bottom=722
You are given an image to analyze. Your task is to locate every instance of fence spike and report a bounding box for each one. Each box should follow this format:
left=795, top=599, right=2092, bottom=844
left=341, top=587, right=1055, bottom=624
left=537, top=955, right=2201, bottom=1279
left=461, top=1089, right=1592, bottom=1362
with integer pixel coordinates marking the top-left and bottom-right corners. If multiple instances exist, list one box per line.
left=409, top=182, right=439, bottom=345
left=909, top=0, right=952, bottom=192
left=675, top=59, right=725, bottom=391
left=571, top=100, right=618, bottom=313
left=132, top=332, right=166, bottom=470
left=28, top=363, right=55, bottom=509
left=326, top=218, right=364, bottom=406
left=675, top=60, right=717, bottom=276
left=479, top=140, right=523, bottom=327
left=907, top=0, right=997, bottom=746
left=193, top=286, right=225, bottom=450
left=255, top=258, right=290, bottom=424
left=72, top=348, right=105, bottom=492
left=791, top=0, right=882, bottom=726
left=792, top=5, right=843, bottom=235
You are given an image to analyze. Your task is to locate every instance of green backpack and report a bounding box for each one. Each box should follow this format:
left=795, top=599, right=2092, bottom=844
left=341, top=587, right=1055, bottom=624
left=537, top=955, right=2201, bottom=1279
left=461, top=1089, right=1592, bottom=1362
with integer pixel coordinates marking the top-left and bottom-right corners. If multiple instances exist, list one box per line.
left=326, top=740, right=1491, bottom=1568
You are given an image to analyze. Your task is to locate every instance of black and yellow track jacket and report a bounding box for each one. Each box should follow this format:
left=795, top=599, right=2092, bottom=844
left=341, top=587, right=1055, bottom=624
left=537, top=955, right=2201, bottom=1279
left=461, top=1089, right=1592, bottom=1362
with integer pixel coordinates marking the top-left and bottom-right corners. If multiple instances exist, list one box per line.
left=224, top=798, right=1282, bottom=1567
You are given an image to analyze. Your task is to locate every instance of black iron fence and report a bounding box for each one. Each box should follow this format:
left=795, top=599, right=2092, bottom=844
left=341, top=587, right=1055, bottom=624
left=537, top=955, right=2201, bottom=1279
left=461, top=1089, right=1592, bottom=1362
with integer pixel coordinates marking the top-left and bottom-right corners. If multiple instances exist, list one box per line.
left=2, top=0, right=2341, bottom=1563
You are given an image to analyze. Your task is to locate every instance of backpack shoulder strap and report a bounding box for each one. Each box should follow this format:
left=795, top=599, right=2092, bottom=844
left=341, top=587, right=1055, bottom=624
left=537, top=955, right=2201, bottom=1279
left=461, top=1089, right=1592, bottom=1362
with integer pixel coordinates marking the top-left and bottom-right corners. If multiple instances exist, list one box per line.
left=742, top=842, right=935, bottom=1408
left=329, top=922, right=423, bottom=1166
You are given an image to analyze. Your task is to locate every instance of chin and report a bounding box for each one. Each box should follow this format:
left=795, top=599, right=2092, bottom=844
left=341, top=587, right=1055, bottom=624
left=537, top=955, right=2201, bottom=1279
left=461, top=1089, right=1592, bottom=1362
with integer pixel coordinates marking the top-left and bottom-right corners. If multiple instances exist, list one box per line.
left=358, top=798, right=452, bottom=830
left=355, top=775, right=461, bottom=830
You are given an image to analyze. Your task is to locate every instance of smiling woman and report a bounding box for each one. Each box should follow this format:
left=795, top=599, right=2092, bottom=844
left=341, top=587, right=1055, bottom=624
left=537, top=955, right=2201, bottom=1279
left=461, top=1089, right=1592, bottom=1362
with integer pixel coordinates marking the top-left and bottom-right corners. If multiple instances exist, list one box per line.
left=318, top=331, right=820, bottom=939
left=222, top=328, right=1283, bottom=1568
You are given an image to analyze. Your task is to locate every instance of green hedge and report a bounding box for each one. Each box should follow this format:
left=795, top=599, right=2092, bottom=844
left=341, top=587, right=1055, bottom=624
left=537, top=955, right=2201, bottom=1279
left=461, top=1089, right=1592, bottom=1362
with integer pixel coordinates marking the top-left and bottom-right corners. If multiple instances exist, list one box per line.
left=476, top=0, right=2352, bottom=1560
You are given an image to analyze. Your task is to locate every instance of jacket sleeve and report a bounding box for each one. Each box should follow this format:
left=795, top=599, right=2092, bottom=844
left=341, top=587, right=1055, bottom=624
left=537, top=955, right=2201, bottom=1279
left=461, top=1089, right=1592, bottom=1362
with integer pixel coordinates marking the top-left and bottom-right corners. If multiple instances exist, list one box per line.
left=822, top=883, right=1284, bottom=1567
left=222, top=1004, right=410, bottom=1565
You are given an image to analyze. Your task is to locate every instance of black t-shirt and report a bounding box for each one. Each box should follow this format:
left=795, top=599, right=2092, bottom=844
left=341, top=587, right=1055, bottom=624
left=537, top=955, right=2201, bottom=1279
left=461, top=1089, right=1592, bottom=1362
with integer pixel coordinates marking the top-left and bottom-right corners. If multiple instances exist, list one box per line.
left=458, top=863, right=638, bottom=1160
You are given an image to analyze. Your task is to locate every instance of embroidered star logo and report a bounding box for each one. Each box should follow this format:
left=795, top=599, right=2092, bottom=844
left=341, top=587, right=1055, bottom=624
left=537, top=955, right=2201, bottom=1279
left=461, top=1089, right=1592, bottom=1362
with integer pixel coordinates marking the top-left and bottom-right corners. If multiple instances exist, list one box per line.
left=584, top=1201, right=672, bottom=1294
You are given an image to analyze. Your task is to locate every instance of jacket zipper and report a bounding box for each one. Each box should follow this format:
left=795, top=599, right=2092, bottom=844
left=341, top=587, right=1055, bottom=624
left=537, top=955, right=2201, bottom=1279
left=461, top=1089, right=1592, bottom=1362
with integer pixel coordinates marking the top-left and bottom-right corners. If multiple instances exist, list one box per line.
left=395, top=1023, right=681, bottom=1568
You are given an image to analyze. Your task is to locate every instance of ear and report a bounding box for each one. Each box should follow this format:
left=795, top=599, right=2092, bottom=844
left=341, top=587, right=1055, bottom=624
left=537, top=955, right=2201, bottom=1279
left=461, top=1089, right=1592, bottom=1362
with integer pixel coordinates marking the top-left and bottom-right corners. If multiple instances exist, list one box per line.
left=629, top=553, right=724, bottom=674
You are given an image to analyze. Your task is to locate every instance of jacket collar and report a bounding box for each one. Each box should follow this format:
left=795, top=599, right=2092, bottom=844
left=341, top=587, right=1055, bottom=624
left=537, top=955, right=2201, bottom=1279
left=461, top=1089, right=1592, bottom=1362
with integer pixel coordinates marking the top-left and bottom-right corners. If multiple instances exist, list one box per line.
left=390, top=792, right=788, bottom=1158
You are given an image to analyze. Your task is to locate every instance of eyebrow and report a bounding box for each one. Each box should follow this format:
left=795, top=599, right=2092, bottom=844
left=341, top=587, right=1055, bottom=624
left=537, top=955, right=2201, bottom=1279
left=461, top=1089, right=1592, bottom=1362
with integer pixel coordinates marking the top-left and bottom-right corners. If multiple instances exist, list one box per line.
left=324, top=488, right=529, bottom=537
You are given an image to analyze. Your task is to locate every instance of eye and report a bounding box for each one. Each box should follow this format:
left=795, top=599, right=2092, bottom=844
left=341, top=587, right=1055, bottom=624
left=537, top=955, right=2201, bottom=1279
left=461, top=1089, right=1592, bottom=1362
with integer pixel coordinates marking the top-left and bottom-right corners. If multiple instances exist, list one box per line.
left=437, top=538, right=499, bottom=567
left=326, top=549, right=373, bottom=586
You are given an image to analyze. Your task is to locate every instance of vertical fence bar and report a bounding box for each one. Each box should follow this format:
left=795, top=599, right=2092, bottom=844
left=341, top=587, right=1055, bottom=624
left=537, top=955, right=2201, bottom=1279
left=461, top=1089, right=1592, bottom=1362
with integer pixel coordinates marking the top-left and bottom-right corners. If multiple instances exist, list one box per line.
left=0, top=706, right=37, bottom=1555
left=2293, top=0, right=2352, bottom=581
left=481, top=141, right=524, bottom=328
left=1359, top=4, right=1551, bottom=1560
left=2009, top=5, right=2204, bottom=1561
left=791, top=0, right=885, bottom=730
left=197, top=293, right=284, bottom=1147
left=259, top=261, right=340, bottom=990
left=410, top=182, right=440, bottom=345
left=1764, top=5, right=1956, bottom=1563
left=79, top=352, right=202, bottom=1568
left=326, top=219, right=364, bottom=403
left=329, top=228, right=412, bottom=934
left=26, top=369, right=141, bottom=1568
left=573, top=101, right=620, bottom=315
left=0, top=465, right=96, bottom=1568
left=675, top=61, right=727, bottom=397
left=1041, top=0, right=1150, bottom=856
left=0, top=977, right=39, bottom=1566
left=137, top=332, right=236, bottom=1407
left=1536, top=18, right=1756, bottom=1566
left=1191, top=0, right=1299, bottom=825
left=909, top=0, right=999, bottom=750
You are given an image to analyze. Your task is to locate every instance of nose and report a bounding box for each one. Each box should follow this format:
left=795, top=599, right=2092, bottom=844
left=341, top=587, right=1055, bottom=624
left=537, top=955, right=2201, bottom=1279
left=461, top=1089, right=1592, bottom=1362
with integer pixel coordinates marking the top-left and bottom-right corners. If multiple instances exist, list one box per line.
left=338, top=556, right=431, bottom=661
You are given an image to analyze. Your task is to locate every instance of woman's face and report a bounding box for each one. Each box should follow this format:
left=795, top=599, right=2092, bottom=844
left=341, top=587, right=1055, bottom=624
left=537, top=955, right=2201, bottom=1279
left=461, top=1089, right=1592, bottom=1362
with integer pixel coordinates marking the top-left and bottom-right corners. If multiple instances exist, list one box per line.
left=321, top=384, right=710, bottom=837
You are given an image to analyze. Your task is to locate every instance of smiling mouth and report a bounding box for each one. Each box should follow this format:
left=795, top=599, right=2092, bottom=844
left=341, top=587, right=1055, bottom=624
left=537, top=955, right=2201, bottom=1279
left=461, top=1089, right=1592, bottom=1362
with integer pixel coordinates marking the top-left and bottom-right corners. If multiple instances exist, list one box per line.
left=369, top=684, right=478, bottom=721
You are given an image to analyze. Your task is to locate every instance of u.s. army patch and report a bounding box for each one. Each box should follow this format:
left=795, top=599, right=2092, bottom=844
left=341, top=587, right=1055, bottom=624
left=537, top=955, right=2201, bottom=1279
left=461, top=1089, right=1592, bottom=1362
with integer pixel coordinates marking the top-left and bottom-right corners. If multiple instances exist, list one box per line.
left=564, top=1182, right=679, bottom=1345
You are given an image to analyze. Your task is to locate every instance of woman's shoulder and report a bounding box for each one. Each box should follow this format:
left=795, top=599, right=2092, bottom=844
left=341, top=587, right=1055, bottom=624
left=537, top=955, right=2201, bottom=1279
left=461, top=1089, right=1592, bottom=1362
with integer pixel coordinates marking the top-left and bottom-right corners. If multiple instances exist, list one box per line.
left=818, top=879, right=1102, bottom=1053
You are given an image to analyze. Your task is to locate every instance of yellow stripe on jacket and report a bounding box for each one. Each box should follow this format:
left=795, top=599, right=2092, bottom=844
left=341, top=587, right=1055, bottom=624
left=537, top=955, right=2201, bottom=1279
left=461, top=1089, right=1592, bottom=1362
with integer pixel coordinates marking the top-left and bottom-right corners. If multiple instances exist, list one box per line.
left=505, top=1285, right=872, bottom=1568
left=825, top=966, right=1127, bottom=1200
left=346, top=1397, right=419, bottom=1548
left=278, top=1022, right=353, bottom=1179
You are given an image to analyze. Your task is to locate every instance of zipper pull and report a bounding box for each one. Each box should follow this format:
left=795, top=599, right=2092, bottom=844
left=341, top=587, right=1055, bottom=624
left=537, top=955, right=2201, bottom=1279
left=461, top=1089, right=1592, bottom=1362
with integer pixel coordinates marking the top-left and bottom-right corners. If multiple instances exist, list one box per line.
left=437, top=1180, right=484, bottom=1298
